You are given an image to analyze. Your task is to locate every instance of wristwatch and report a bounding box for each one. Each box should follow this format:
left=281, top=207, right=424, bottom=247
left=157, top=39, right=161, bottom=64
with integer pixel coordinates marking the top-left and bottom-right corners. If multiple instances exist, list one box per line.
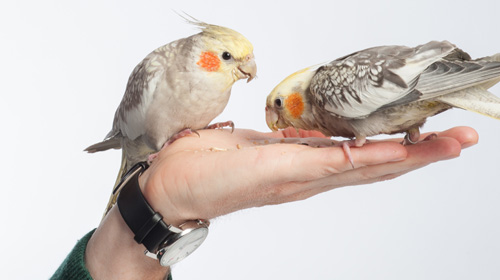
left=116, top=161, right=209, bottom=267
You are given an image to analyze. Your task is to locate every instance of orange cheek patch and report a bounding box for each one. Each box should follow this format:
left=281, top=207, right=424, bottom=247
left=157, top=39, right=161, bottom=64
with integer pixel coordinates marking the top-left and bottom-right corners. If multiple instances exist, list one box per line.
left=197, top=51, right=220, bottom=72
left=285, top=93, right=304, bottom=119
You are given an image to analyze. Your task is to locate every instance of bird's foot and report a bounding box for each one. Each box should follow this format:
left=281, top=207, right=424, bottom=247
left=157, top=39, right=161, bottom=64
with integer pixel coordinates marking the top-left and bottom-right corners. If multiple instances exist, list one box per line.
left=402, top=128, right=437, bottom=145
left=402, top=128, right=420, bottom=145
left=147, top=153, right=159, bottom=165
left=168, top=128, right=200, bottom=144
left=341, top=137, right=367, bottom=169
left=205, top=120, right=235, bottom=133
left=147, top=128, right=200, bottom=165
left=422, top=133, right=438, bottom=141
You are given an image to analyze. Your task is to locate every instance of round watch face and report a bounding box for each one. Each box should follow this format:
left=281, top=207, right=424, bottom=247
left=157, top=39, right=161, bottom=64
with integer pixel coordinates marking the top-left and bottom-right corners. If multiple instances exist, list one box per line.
left=159, top=227, right=209, bottom=267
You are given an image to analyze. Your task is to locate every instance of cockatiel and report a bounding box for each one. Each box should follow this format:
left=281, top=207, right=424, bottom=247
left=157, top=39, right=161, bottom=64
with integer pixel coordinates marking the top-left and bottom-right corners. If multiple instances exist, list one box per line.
left=85, top=20, right=256, bottom=215
left=266, top=41, right=500, bottom=165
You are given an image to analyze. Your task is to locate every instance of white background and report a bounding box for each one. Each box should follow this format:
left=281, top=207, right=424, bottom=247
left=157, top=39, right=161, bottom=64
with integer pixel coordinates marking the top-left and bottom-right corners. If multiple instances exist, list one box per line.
left=1, top=0, right=499, bottom=279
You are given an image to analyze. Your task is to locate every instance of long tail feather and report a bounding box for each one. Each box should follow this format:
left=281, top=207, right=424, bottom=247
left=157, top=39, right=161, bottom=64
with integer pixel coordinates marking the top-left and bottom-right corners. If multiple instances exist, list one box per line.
left=102, top=149, right=129, bottom=219
left=84, top=138, right=121, bottom=153
left=437, top=87, right=500, bottom=120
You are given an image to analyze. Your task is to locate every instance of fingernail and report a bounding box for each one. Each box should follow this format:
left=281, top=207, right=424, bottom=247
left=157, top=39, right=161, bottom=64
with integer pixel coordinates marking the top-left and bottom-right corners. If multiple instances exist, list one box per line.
left=389, top=150, right=407, bottom=162
left=389, top=156, right=406, bottom=162
left=461, top=141, right=477, bottom=149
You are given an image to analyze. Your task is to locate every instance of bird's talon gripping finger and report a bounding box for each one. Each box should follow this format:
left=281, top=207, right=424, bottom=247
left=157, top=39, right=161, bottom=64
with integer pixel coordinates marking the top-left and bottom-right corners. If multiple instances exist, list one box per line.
left=166, top=128, right=200, bottom=146
left=423, top=133, right=438, bottom=141
left=402, top=128, right=420, bottom=145
left=342, top=141, right=355, bottom=169
left=150, top=128, right=199, bottom=164
left=229, top=121, right=235, bottom=133
left=147, top=153, right=159, bottom=165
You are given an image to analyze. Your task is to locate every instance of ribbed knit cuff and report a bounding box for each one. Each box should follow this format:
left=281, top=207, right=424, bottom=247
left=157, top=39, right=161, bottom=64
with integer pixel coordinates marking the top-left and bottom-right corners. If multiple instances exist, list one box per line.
left=51, top=229, right=173, bottom=279
left=50, top=229, right=95, bottom=280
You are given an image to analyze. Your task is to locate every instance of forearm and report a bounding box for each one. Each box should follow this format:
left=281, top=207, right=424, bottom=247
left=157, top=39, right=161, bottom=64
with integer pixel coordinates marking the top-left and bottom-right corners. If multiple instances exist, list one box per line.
left=85, top=206, right=170, bottom=280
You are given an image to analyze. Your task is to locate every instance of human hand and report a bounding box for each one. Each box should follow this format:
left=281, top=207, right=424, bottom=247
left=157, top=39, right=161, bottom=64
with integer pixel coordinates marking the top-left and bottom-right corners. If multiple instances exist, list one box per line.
left=140, top=126, right=478, bottom=226
left=86, top=126, right=477, bottom=279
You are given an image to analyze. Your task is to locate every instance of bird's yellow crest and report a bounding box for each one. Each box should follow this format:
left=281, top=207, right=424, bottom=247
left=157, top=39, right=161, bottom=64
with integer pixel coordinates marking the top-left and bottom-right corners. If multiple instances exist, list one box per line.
left=180, top=14, right=253, bottom=61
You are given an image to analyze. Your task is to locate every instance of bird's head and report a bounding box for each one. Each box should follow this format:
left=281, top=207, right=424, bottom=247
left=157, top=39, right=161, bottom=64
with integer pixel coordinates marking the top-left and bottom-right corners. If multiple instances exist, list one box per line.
left=266, top=67, right=317, bottom=131
left=194, top=22, right=256, bottom=85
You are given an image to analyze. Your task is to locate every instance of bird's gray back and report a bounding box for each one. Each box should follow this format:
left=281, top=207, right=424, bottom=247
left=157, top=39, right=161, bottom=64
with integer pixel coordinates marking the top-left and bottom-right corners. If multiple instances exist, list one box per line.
left=309, top=41, right=455, bottom=119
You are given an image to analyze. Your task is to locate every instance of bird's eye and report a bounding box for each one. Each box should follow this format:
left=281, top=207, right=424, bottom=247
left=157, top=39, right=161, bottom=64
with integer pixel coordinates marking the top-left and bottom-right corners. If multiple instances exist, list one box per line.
left=275, top=98, right=283, bottom=108
left=222, top=52, right=232, bottom=60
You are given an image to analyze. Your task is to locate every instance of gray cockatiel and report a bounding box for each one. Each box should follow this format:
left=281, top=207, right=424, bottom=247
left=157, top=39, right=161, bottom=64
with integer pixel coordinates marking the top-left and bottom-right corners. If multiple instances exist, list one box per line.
left=265, top=41, right=500, bottom=165
left=85, top=21, right=257, bottom=215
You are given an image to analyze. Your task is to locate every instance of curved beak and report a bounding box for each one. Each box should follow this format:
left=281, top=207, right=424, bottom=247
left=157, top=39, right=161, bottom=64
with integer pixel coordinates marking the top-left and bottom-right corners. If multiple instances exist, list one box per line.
left=265, top=106, right=280, bottom=131
left=236, top=53, right=257, bottom=83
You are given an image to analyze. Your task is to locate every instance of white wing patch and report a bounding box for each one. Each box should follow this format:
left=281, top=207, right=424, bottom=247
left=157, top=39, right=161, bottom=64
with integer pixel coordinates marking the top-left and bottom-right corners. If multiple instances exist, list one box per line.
left=120, top=72, right=162, bottom=140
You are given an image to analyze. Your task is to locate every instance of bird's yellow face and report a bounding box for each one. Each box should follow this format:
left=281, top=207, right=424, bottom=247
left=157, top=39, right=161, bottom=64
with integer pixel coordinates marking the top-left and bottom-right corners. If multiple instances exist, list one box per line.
left=197, top=24, right=256, bottom=85
left=266, top=67, right=317, bottom=131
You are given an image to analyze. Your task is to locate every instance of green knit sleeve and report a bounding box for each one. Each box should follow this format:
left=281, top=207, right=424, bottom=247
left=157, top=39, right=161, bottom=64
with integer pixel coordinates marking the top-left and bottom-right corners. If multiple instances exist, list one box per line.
left=50, top=229, right=173, bottom=279
left=50, top=229, right=95, bottom=280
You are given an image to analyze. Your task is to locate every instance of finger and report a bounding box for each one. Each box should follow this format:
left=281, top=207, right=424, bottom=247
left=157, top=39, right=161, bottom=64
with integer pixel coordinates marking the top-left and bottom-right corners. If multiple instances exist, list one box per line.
left=381, top=126, right=478, bottom=148
left=271, top=136, right=462, bottom=203
left=334, top=137, right=461, bottom=186
left=280, top=170, right=408, bottom=203
left=433, top=126, right=478, bottom=148
left=253, top=140, right=408, bottom=184
left=265, top=168, right=412, bottom=205
left=163, top=139, right=407, bottom=194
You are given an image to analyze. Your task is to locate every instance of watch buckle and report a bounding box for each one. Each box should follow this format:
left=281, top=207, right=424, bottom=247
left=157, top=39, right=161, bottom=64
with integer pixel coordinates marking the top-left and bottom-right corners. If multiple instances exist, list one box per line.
left=144, top=250, right=159, bottom=260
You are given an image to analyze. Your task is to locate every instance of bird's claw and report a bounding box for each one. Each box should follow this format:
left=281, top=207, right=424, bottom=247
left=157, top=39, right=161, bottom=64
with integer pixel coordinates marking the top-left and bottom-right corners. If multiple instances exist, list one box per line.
left=402, top=129, right=437, bottom=145
left=168, top=128, right=200, bottom=144
left=147, top=153, right=159, bottom=165
left=339, top=137, right=367, bottom=169
left=205, top=120, right=235, bottom=133
left=402, top=128, right=420, bottom=145
left=422, top=133, right=438, bottom=141
left=342, top=142, right=355, bottom=169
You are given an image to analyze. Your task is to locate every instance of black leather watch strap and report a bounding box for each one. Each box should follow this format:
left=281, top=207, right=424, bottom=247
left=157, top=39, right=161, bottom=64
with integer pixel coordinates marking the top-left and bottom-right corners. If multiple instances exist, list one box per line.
left=117, top=162, right=174, bottom=253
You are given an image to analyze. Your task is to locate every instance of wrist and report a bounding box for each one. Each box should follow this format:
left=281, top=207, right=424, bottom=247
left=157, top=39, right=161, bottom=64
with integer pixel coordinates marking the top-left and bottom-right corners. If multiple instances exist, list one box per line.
left=85, top=206, right=170, bottom=280
left=116, top=161, right=209, bottom=267
left=139, top=163, right=195, bottom=227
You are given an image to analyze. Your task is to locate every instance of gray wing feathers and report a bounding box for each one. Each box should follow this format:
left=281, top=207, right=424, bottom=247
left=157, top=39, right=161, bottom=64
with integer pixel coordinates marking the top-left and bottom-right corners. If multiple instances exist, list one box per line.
left=310, top=41, right=455, bottom=118
left=421, top=50, right=500, bottom=120
left=83, top=59, right=152, bottom=154
left=86, top=48, right=168, bottom=154
left=474, top=53, right=500, bottom=90
left=112, top=55, right=156, bottom=139
left=416, top=57, right=500, bottom=98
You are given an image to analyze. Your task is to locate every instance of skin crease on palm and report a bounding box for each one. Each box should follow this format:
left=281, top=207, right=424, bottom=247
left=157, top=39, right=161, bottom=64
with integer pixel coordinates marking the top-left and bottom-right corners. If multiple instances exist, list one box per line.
left=86, top=126, right=477, bottom=279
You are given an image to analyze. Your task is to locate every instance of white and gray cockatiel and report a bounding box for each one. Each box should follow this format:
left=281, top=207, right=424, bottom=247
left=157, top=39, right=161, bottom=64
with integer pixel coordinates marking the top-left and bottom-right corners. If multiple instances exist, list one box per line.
left=266, top=41, right=500, bottom=165
left=85, top=20, right=256, bottom=215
